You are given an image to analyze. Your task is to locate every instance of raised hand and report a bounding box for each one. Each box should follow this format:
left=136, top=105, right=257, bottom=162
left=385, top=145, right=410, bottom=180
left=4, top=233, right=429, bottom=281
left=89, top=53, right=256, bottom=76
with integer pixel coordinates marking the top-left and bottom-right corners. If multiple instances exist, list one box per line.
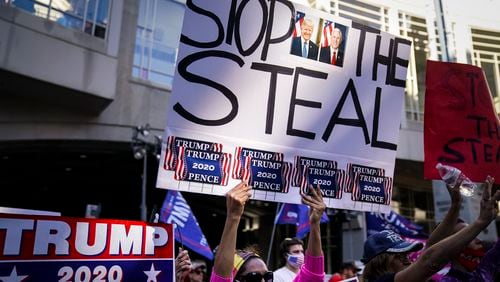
left=225, top=181, right=252, bottom=220
left=301, top=185, right=326, bottom=225
left=478, top=176, right=500, bottom=226
left=214, top=181, right=253, bottom=278
left=175, top=247, right=191, bottom=282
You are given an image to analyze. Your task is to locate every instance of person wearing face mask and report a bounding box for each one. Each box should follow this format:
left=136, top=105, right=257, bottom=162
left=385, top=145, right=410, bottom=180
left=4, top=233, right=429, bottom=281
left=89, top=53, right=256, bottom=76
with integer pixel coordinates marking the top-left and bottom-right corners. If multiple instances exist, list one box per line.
left=273, top=237, right=305, bottom=282
left=361, top=175, right=499, bottom=282
left=440, top=218, right=500, bottom=281
left=210, top=182, right=326, bottom=282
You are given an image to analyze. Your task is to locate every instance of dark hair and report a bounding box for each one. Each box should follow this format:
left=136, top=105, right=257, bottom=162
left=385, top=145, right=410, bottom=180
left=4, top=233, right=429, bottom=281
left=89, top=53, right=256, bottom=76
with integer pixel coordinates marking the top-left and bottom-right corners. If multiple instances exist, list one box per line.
left=279, top=237, right=304, bottom=264
left=362, top=253, right=398, bottom=281
left=340, top=262, right=357, bottom=271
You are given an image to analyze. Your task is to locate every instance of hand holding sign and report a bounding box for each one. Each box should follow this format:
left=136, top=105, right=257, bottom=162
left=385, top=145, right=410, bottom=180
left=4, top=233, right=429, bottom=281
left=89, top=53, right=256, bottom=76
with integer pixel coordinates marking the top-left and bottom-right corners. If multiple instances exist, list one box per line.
left=226, top=181, right=252, bottom=219
left=157, top=1, right=412, bottom=213
left=301, top=185, right=326, bottom=225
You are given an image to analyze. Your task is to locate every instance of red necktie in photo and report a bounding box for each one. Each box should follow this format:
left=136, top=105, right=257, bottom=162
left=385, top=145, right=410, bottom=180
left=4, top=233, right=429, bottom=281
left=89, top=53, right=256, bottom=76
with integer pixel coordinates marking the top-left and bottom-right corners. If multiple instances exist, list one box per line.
left=331, top=51, right=337, bottom=65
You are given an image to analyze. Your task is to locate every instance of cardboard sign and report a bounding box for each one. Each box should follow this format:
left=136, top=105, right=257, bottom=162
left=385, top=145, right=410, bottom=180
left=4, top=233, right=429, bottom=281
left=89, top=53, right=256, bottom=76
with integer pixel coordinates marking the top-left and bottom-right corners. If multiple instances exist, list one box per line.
left=0, top=213, right=174, bottom=282
left=157, top=1, right=411, bottom=213
left=424, top=60, right=500, bottom=183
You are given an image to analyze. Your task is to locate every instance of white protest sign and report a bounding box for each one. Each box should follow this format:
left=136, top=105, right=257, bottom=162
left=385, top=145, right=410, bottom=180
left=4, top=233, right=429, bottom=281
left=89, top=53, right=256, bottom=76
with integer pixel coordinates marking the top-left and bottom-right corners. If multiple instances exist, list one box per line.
left=156, top=1, right=411, bottom=213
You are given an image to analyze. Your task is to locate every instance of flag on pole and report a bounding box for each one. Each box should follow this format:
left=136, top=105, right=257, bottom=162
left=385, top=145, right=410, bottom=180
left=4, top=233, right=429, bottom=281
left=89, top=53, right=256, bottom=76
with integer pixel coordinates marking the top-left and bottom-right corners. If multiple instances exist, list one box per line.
left=366, top=210, right=427, bottom=239
left=321, top=20, right=333, bottom=48
left=365, top=209, right=429, bottom=263
left=293, top=11, right=305, bottom=38
left=275, top=203, right=329, bottom=239
left=160, top=190, right=214, bottom=260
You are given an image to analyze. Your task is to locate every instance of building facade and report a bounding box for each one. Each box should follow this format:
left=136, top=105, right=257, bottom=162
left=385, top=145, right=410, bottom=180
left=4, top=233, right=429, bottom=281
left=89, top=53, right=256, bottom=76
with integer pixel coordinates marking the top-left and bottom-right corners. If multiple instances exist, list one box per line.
left=1, top=0, right=499, bottom=273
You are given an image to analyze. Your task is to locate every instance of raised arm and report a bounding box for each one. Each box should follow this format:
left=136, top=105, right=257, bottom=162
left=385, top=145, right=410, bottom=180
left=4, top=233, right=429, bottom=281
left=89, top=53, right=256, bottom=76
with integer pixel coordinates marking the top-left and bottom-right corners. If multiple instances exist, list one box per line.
left=302, top=186, right=326, bottom=256
left=294, top=185, right=326, bottom=282
left=212, top=181, right=252, bottom=278
left=426, top=179, right=463, bottom=248
left=175, top=248, right=191, bottom=282
left=396, top=176, right=499, bottom=282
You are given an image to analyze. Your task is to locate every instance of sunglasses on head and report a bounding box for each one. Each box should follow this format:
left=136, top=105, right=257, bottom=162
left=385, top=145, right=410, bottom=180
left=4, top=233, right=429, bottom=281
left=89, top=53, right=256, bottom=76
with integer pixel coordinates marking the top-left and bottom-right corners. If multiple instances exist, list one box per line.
left=236, top=271, right=273, bottom=282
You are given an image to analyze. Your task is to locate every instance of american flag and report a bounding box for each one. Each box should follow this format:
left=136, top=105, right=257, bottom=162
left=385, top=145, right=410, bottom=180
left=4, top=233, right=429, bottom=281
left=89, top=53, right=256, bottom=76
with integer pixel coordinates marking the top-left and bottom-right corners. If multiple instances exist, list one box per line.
left=293, top=11, right=305, bottom=38
left=321, top=20, right=333, bottom=48
left=335, top=170, right=346, bottom=199
left=384, top=177, right=393, bottom=205
left=174, top=146, right=187, bottom=180
left=164, top=135, right=176, bottom=170
left=221, top=153, right=232, bottom=185
left=281, top=162, right=292, bottom=193
left=232, top=147, right=244, bottom=179
left=241, top=156, right=251, bottom=183
left=351, top=171, right=362, bottom=201
left=292, top=156, right=302, bottom=187
left=300, top=165, right=310, bottom=194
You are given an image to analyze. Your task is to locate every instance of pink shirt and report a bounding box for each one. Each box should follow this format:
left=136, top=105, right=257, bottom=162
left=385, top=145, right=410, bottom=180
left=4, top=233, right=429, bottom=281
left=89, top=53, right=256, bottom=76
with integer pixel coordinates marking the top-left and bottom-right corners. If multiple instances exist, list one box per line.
left=209, top=252, right=325, bottom=282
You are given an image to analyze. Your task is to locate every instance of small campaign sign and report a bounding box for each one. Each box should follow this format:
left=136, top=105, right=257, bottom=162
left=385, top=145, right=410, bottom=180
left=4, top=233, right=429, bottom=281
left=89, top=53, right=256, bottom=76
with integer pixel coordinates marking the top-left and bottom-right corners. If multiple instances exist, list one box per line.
left=300, top=165, right=344, bottom=199
left=0, top=213, right=174, bottom=282
left=246, top=158, right=292, bottom=193
left=351, top=174, right=392, bottom=205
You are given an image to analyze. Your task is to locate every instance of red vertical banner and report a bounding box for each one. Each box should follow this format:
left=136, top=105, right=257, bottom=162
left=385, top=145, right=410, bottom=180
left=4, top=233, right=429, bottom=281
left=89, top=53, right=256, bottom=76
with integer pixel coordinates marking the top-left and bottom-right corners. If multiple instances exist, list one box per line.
left=424, top=60, right=500, bottom=183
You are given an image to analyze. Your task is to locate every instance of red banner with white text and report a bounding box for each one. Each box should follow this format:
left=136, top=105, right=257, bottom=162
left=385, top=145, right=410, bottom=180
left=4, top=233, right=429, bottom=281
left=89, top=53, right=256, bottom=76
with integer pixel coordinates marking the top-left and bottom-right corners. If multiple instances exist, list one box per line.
left=0, top=213, right=174, bottom=282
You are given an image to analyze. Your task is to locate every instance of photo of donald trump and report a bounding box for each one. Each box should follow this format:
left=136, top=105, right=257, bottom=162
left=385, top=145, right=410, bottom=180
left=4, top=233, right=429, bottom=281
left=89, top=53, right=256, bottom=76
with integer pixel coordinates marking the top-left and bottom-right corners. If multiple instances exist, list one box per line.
left=290, top=18, right=319, bottom=60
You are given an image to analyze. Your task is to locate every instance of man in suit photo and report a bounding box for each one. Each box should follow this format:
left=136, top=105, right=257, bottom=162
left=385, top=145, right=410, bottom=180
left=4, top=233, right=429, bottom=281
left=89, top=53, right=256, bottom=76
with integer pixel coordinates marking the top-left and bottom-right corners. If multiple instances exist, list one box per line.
left=319, top=27, right=344, bottom=67
left=290, top=18, right=319, bottom=60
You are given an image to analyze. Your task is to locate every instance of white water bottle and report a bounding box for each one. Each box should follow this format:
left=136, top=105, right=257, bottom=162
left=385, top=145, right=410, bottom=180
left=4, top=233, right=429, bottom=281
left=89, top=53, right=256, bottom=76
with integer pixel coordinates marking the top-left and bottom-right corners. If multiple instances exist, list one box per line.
left=436, top=163, right=476, bottom=197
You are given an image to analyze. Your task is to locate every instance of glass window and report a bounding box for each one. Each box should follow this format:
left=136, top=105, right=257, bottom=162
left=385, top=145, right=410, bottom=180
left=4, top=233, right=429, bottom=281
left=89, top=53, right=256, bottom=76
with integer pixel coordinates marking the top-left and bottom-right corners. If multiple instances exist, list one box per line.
left=398, top=12, right=435, bottom=122
left=302, top=1, right=438, bottom=122
left=330, top=0, right=389, bottom=31
left=9, top=0, right=111, bottom=39
left=132, top=0, right=185, bottom=88
left=391, top=185, right=434, bottom=233
left=471, top=28, right=500, bottom=112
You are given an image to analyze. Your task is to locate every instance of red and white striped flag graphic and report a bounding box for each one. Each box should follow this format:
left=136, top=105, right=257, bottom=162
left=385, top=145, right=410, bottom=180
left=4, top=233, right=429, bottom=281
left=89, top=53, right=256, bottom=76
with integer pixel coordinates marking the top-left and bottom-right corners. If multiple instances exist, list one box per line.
left=174, top=146, right=187, bottom=180
left=321, top=21, right=333, bottom=48
left=242, top=156, right=252, bottom=183
left=293, top=11, right=305, bottom=38
left=221, top=153, right=232, bottom=186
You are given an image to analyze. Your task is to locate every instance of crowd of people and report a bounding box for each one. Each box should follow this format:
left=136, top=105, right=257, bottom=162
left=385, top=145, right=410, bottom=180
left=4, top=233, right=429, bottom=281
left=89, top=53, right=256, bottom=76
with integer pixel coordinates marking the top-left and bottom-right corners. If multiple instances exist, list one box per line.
left=174, top=176, right=499, bottom=282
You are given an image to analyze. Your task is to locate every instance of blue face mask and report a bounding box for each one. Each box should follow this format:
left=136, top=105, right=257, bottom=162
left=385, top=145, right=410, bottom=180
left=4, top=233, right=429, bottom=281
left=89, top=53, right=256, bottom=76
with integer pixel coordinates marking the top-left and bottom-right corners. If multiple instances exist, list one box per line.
left=287, top=253, right=304, bottom=269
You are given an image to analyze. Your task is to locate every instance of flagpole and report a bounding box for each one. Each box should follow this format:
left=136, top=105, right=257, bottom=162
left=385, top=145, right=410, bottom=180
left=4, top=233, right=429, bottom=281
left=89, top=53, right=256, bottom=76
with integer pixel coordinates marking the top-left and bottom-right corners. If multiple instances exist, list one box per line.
left=266, top=202, right=282, bottom=265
